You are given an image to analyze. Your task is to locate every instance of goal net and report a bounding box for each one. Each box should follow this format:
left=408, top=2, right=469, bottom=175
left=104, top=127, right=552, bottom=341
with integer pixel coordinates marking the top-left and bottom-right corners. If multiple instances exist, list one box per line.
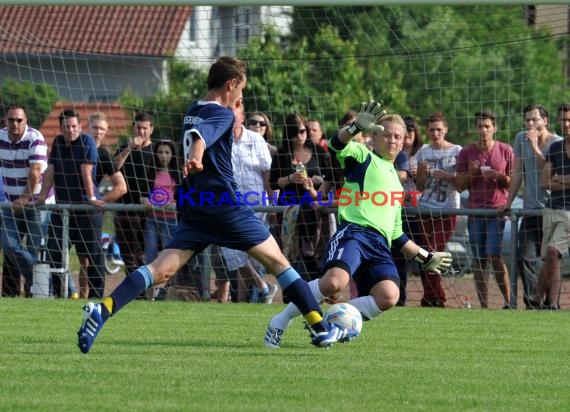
left=0, top=4, right=569, bottom=309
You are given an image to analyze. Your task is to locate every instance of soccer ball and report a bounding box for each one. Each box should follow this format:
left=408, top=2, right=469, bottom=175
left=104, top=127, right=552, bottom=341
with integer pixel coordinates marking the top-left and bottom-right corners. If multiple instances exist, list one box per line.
left=324, top=303, right=363, bottom=335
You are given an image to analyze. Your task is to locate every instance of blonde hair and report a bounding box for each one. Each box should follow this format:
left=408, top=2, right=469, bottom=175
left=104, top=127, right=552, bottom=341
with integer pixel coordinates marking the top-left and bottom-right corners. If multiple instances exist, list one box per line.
left=88, top=111, right=108, bottom=124
left=379, top=114, right=405, bottom=131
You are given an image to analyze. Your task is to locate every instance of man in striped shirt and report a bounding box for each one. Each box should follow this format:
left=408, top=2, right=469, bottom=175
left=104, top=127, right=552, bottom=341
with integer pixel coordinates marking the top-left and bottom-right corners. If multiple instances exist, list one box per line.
left=0, top=105, right=53, bottom=297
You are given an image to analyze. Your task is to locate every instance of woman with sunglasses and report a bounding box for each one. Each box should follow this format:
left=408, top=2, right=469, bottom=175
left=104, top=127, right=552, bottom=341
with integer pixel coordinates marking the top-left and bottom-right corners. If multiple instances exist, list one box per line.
left=270, top=112, right=333, bottom=287
left=247, top=112, right=277, bottom=159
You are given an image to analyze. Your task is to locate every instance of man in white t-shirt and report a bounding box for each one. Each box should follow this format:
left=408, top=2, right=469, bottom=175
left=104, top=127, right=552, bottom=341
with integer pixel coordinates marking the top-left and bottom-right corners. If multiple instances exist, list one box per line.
left=415, top=112, right=461, bottom=307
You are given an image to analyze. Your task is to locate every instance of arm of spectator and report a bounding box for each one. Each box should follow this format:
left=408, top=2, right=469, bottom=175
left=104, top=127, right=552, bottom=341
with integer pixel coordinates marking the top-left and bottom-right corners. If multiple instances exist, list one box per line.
left=263, top=170, right=275, bottom=205
left=81, top=163, right=104, bottom=207
left=455, top=171, right=470, bottom=193
left=276, top=174, right=293, bottom=189
left=539, top=160, right=567, bottom=191
left=499, top=156, right=523, bottom=212
left=270, top=155, right=302, bottom=190
left=113, top=146, right=131, bottom=170
left=114, top=137, right=143, bottom=170
left=36, top=164, right=53, bottom=205
left=13, top=163, right=42, bottom=211
left=549, top=174, right=570, bottom=188
left=483, top=168, right=510, bottom=189
left=525, top=129, right=546, bottom=167
left=415, top=161, right=429, bottom=191
left=302, top=174, right=319, bottom=201
left=102, top=171, right=127, bottom=203
left=431, top=169, right=458, bottom=187
left=455, top=160, right=479, bottom=192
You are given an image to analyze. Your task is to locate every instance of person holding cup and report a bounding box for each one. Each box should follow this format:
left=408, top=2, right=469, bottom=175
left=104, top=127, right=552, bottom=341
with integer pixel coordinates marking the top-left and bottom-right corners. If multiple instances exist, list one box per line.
left=415, top=112, right=462, bottom=307
left=456, top=110, right=514, bottom=308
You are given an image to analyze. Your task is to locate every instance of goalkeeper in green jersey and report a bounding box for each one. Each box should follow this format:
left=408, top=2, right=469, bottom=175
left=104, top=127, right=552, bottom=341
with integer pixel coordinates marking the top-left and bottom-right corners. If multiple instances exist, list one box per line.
left=264, top=101, right=453, bottom=348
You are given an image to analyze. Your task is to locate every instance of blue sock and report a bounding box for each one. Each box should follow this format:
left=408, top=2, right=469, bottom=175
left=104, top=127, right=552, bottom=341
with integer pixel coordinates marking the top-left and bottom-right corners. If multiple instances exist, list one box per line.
left=276, top=267, right=327, bottom=332
left=104, top=266, right=153, bottom=318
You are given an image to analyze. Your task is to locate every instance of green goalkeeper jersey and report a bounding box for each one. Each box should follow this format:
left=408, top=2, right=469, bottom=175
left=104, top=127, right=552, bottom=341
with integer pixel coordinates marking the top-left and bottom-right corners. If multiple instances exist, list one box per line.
left=330, top=140, right=404, bottom=247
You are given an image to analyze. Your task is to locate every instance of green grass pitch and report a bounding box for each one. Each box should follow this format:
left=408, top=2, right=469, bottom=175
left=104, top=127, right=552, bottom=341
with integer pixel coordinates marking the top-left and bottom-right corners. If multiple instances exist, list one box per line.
left=1, top=300, right=568, bottom=411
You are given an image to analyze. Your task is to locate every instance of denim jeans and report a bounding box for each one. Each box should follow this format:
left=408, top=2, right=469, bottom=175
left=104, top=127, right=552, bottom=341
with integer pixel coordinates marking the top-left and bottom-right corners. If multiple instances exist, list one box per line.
left=0, top=206, right=50, bottom=296
left=144, top=215, right=178, bottom=263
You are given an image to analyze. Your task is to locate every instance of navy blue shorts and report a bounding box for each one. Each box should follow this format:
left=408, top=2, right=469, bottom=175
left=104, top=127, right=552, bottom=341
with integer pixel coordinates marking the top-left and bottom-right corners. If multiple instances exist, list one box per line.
left=321, top=222, right=400, bottom=296
left=166, top=206, right=270, bottom=254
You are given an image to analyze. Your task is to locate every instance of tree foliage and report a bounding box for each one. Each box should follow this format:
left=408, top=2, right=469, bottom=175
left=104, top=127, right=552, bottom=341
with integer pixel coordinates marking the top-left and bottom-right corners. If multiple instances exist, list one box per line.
left=0, top=79, right=60, bottom=128
left=120, top=5, right=569, bottom=146
left=288, top=5, right=569, bottom=144
left=119, top=60, right=207, bottom=144
left=239, top=26, right=367, bottom=143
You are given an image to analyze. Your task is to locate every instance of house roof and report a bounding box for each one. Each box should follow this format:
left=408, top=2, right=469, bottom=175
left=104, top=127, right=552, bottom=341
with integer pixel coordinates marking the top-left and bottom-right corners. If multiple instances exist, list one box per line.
left=41, top=101, right=132, bottom=149
left=0, top=5, right=192, bottom=57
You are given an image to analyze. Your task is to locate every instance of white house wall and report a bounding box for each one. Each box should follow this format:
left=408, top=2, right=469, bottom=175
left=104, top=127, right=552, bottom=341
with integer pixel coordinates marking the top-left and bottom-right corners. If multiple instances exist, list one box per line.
left=0, top=55, right=164, bottom=102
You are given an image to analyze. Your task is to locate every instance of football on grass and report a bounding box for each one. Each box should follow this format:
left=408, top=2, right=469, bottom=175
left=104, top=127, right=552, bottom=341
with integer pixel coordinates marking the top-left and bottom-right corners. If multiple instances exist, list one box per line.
left=324, top=303, right=363, bottom=334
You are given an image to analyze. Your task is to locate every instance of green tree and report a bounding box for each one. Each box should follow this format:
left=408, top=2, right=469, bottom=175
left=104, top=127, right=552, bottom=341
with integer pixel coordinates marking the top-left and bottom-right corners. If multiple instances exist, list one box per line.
left=119, top=60, right=206, bottom=144
left=290, top=5, right=569, bottom=145
left=239, top=26, right=370, bottom=140
left=0, top=79, right=60, bottom=128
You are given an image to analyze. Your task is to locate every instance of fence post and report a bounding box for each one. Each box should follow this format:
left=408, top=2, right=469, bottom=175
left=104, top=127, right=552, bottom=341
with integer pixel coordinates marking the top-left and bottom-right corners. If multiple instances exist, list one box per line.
left=60, top=208, right=70, bottom=299
left=508, top=213, right=519, bottom=308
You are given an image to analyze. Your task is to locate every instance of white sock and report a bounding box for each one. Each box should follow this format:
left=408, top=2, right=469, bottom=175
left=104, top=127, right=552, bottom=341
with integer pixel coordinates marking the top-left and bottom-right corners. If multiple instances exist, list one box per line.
left=308, top=279, right=325, bottom=303
left=270, top=279, right=324, bottom=330
left=348, top=296, right=382, bottom=320
left=271, top=303, right=299, bottom=330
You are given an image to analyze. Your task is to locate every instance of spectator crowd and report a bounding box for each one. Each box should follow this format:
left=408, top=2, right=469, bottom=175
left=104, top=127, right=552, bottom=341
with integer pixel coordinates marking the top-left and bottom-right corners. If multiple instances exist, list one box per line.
left=1, top=100, right=569, bottom=310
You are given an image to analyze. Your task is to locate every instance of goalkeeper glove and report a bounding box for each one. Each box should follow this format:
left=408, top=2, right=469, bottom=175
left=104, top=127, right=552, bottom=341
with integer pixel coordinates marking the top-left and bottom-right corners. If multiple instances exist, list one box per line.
left=413, top=249, right=453, bottom=275
left=346, top=101, right=387, bottom=137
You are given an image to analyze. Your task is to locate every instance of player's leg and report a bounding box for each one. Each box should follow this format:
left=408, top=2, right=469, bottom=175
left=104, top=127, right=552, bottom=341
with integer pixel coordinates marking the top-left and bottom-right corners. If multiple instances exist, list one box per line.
left=249, top=236, right=324, bottom=323
left=265, top=266, right=352, bottom=347
left=250, top=235, right=353, bottom=347
left=104, top=248, right=194, bottom=315
left=77, top=247, right=194, bottom=354
left=349, top=279, right=399, bottom=321
left=263, top=224, right=359, bottom=348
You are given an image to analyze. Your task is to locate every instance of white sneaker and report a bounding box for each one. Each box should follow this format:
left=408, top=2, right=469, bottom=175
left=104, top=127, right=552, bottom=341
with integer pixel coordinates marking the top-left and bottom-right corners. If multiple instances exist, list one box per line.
left=263, top=317, right=290, bottom=349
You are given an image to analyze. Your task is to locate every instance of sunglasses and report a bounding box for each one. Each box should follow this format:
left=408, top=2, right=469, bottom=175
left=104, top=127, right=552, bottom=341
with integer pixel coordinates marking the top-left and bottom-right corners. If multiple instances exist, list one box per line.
left=298, top=129, right=307, bottom=134
left=248, top=120, right=267, bottom=127
left=7, top=118, right=24, bottom=124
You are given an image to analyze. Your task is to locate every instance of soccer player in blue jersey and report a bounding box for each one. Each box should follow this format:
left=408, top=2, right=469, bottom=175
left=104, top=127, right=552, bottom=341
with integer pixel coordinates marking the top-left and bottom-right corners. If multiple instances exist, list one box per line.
left=77, top=56, right=355, bottom=353
left=264, top=102, right=453, bottom=348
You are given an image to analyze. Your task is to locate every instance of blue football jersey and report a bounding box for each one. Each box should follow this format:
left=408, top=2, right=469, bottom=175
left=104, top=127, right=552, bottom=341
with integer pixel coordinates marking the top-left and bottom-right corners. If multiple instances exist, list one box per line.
left=179, top=100, right=239, bottom=220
